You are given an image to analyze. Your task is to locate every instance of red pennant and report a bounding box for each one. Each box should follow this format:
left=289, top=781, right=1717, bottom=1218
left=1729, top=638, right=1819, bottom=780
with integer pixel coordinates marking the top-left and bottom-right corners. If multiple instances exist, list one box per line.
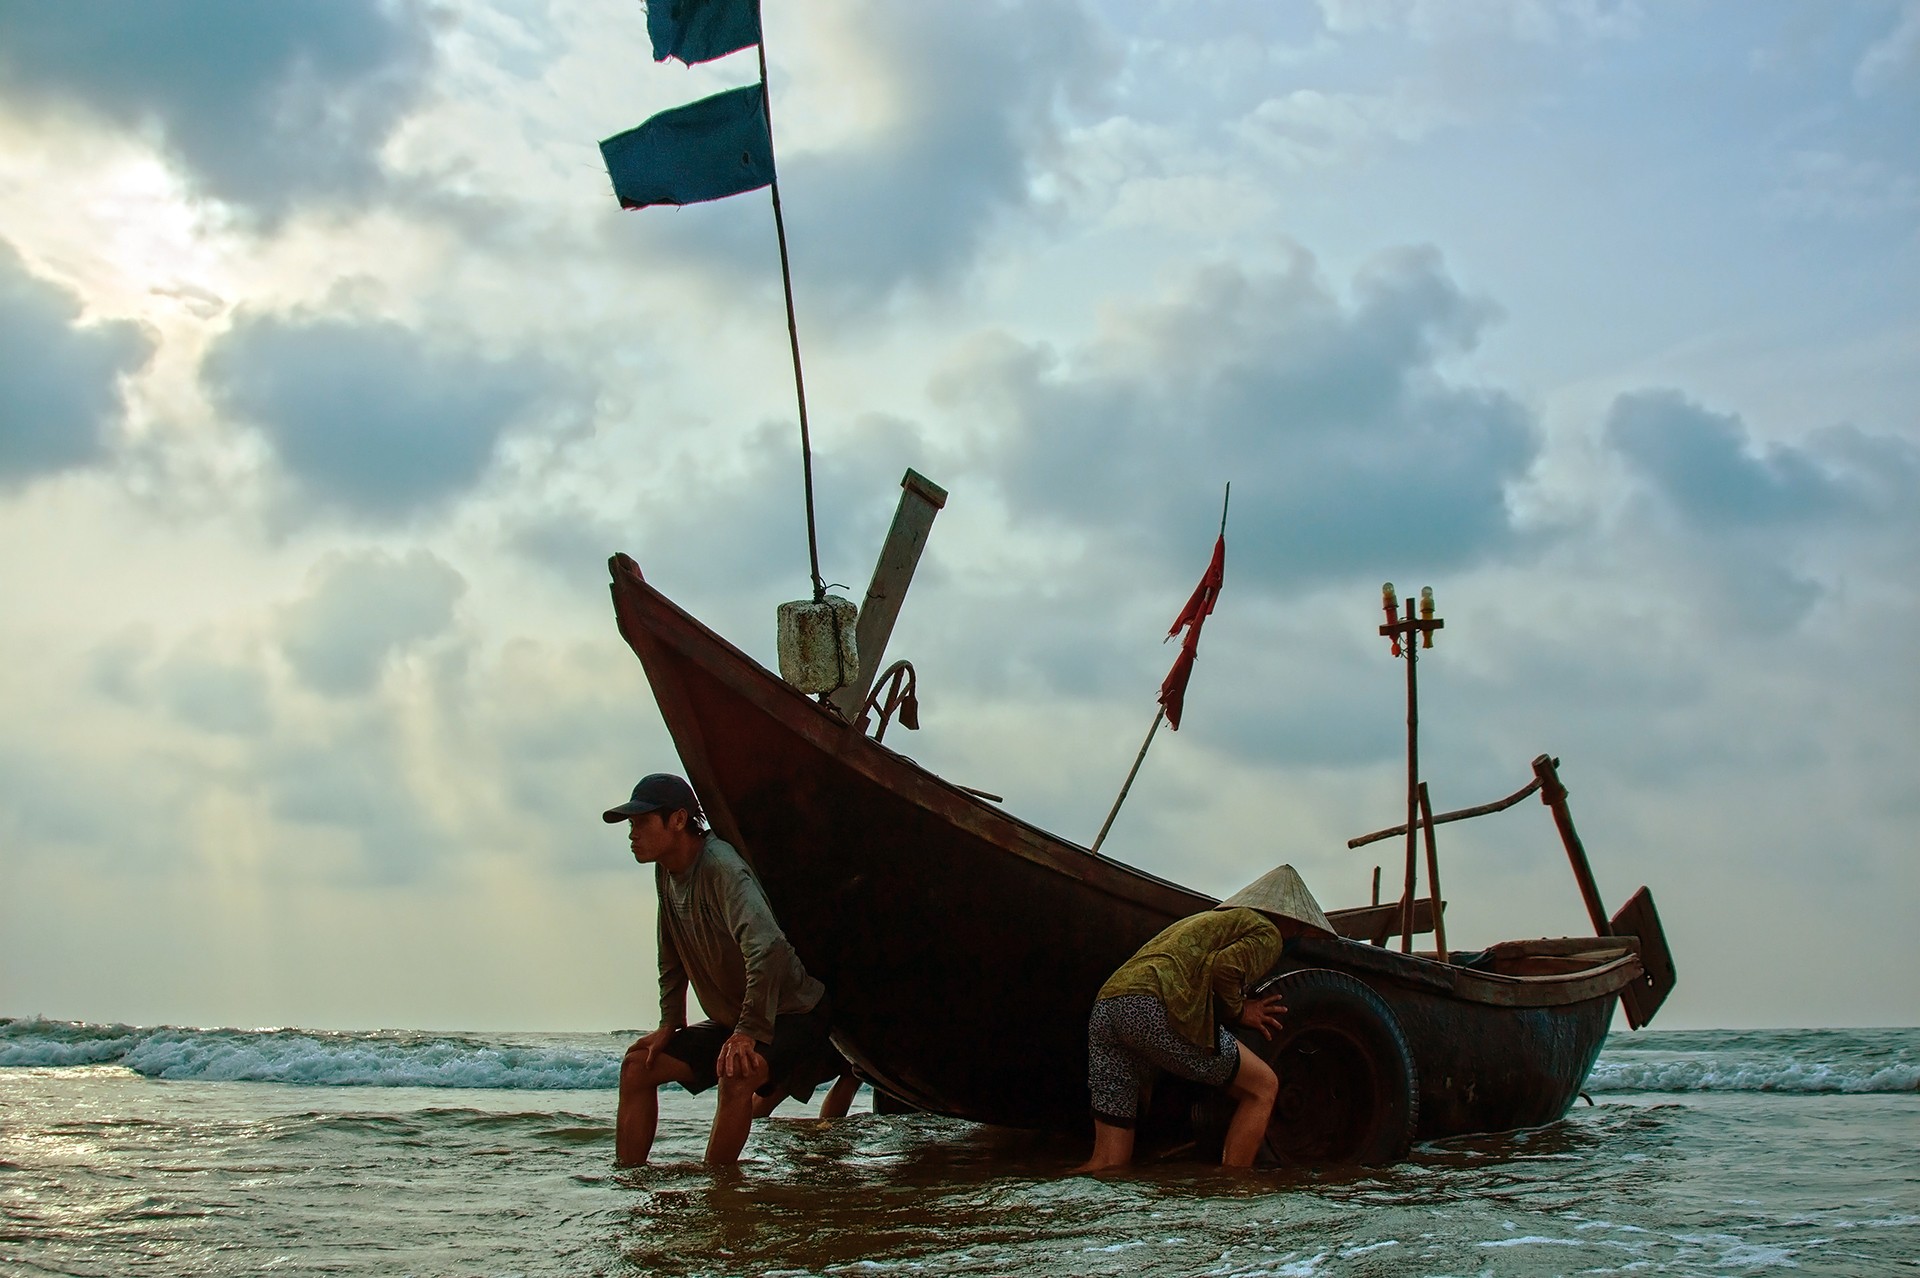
left=1158, top=534, right=1225, bottom=731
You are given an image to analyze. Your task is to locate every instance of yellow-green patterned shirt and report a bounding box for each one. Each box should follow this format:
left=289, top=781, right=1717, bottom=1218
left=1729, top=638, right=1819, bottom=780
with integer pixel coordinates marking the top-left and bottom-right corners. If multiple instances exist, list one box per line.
left=1096, top=907, right=1284, bottom=1050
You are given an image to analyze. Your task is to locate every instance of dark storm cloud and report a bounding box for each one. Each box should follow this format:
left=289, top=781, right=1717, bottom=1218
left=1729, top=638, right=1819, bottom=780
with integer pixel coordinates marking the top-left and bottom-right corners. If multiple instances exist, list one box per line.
left=276, top=549, right=466, bottom=697
left=0, top=242, right=154, bottom=491
left=0, top=0, right=435, bottom=218
left=939, top=246, right=1541, bottom=589
left=201, top=313, right=565, bottom=523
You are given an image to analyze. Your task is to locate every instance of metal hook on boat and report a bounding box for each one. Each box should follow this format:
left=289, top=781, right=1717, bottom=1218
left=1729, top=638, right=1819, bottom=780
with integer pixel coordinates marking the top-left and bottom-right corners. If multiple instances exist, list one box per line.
left=857, top=659, right=919, bottom=742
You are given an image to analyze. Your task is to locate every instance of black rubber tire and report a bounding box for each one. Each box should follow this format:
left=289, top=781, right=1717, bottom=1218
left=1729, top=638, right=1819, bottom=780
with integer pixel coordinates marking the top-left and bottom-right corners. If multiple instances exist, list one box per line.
left=1248, top=968, right=1418, bottom=1166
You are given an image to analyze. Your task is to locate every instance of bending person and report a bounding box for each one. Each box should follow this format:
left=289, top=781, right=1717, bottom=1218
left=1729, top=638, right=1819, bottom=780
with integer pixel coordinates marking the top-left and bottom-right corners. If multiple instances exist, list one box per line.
left=1075, top=865, right=1335, bottom=1173
left=607, top=773, right=840, bottom=1166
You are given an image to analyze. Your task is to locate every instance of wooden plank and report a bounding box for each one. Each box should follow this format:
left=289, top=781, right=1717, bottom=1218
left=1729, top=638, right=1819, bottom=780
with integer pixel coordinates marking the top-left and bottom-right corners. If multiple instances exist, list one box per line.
left=1327, top=897, right=1442, bottom=945
left=1610, top=886, right=1676, bottom=1029
left=1479, top=936, right=1640, bottom=959
left=828, top=469, right=948, bottom=721
left=1419, top=781, right=1447, bottom=962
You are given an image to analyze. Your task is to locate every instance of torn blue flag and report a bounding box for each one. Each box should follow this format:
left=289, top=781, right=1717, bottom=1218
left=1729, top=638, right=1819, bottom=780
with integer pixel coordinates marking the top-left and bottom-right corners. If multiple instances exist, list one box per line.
left=646, top=0, right=761, bottom=66
left=600, top=84, right=774, bottom=209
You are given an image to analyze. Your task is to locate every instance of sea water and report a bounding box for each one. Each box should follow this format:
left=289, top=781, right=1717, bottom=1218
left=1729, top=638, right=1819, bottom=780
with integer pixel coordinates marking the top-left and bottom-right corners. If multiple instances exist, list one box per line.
left=2, top=1021, right=1915, bottom=1276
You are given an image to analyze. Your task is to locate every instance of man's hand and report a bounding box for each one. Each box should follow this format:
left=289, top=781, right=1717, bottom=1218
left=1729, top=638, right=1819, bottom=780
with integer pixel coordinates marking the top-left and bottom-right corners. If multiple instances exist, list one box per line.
left=634, top=1024, right=676, bottom=1069
left=1235, top=991, right=1287, bottom=1040
left=717, top=1031, right=766, bottom=1080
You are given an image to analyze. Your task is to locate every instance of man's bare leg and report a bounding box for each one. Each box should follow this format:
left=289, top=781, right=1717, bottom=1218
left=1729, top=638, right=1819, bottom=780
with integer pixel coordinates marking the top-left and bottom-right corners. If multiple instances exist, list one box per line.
left=616, top=1038, right=696, bottom=1166
left=707, top=1052, right=771, bottom=1165
left=1070, top=1119, right=1136, bottom=1174
left=1220, top=1044, right=1279, bottom=1168
left=818, top=1070, right=860, bottom=1118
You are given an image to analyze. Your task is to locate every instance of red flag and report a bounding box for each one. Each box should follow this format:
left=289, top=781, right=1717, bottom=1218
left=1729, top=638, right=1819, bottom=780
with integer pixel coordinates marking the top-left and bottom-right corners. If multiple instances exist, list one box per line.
left=1158, top=534, right=1225, bottom=730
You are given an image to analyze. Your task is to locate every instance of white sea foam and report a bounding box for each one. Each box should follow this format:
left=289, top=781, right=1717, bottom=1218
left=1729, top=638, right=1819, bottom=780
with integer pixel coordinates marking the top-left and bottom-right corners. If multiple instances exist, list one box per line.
left=5, top=1019, right=1916, bottom=1095
left=1586, top=1053, right=1920, bottom=1095
left=0, top=1019, right=620, bottom=1089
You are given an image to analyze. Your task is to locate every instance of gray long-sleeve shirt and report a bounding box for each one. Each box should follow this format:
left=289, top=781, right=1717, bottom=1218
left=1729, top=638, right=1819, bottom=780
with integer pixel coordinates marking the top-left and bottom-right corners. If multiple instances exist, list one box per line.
left=656, top=834, right=824, bottom=1043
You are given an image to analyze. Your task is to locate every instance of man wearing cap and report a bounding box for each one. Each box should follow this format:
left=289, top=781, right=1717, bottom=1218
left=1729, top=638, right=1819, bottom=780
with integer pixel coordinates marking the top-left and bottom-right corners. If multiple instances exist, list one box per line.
left=605, top=772, right=837, bottom=1166
left=1073, top=865, right=1335, bottom=1173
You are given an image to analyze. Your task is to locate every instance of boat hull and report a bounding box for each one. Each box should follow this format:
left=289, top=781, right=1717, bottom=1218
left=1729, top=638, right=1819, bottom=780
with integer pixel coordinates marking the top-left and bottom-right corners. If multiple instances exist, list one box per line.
left=611, top=556, right=1635, bottom=1144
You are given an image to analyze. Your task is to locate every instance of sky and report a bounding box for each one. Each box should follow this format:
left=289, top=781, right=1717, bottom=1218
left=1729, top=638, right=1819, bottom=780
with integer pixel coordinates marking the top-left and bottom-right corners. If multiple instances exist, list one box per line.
left=0, top=0, right=1915, bottom=1033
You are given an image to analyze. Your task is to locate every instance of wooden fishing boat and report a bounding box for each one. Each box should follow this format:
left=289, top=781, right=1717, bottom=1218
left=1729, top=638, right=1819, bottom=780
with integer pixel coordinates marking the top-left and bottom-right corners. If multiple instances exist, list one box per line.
left=608, top=552, right=1675, bottom=1163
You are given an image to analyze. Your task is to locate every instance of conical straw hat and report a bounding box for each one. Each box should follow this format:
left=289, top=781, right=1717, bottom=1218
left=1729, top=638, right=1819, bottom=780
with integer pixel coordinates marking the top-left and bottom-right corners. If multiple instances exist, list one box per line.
left=1215, top=864, right=1335, bottom=937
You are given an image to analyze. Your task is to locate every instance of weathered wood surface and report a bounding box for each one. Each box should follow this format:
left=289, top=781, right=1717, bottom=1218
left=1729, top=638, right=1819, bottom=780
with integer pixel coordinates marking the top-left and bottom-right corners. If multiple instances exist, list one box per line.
left=1610, top=886, right=1676, bottom=1028
left=609, top=554, right=1653, bottom=1138
left=1418, top=781, right=1448, bottom=961
left=828, top=469, right=947, bottom=721
left=1327, top=897, right=1442, bottom=945
left=1535, top=753, right=1613, bottom=936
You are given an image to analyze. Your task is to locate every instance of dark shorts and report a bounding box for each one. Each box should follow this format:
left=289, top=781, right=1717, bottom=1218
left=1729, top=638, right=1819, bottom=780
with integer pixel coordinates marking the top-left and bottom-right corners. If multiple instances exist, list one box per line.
left=661, top=1000, right=842, bottom=1101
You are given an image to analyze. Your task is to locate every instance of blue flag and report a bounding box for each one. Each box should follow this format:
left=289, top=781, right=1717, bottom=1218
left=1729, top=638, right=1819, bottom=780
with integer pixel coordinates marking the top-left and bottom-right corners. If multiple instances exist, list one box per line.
left=647, top=0, right=760, bottom=66
left=600, top=84, right=775, bottom=209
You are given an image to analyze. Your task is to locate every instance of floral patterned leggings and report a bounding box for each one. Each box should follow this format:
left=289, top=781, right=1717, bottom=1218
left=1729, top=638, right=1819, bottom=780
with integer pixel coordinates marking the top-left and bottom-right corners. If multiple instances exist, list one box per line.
left=1086, top=994, right=1241, bottom=1128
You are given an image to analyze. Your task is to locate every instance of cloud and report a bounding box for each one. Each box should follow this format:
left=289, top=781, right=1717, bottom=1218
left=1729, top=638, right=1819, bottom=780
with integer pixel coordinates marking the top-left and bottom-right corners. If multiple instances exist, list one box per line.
left=936, top=245, right=1541, bottom=590
left=253, top=721, right=452, bottom=879
left=783, top=0, right=1115, bottom=301
left=1855, top=1, right=1920, bottom=96
left=276, top=549, right=466, bottom=697
left=201, top=313, right=566, bottom=523
left=1601, top=390, right=1919, bottom=631
left=0, top=242, right=154, bottom=491
left=1604, top=391, right=1854, bottom=530
left=0, top=0, right=436, bottom=218
left=1239, top=87, right=1462, bottom=170
left=1314, top=0, right=1641, bottom=44
left=159, top=646, right=274, bottom=738
left=1767, top=150, right=1920, bottom=225
left=602, top=0, right=1116, bottom=308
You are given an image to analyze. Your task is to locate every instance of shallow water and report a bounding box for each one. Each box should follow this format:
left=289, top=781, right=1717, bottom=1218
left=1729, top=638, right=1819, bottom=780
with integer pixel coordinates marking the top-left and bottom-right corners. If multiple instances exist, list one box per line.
left=2, top=1026, right=1916, bottom=1276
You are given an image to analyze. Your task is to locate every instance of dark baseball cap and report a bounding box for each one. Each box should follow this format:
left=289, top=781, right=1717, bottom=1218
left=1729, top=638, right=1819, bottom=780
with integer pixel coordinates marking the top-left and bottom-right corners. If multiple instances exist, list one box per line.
left=602, top=773, right=704, bottom=824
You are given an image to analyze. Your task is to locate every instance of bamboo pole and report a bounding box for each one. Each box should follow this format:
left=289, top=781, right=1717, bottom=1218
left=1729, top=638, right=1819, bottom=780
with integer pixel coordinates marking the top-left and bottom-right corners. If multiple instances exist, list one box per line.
left=1090, top=708, right=1162, bottom=854
left=1347, top=775, right=1543, bottom=848
left=1398, top=597, right=1419, bottom=953
left=1533, top=753, right=1610, bottom=936
left=1089, top=484, right=1230, bottom=854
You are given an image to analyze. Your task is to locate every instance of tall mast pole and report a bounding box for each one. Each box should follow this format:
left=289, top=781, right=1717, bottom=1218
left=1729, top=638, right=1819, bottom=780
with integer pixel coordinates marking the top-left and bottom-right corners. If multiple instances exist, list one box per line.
left=1400, top=597, right=1419, bottom=951
left=756, top=6, right=824, bottom=602
left=1380, top=584, right=1442, bottom=951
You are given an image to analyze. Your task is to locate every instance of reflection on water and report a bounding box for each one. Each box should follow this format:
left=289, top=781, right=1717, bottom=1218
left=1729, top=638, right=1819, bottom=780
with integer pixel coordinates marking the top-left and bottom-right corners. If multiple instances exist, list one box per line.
left=2, top=1069, right=1915, bottom=1277
left=598, top=1103, right=1723, bottom=1277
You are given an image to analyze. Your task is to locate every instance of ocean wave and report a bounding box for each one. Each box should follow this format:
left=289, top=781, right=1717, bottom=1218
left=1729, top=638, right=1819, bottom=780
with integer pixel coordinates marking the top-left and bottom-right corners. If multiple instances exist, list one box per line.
left=1587, top=1029, right=1919, bottom=1094
left=5, top=1018, right=1916, bottom=1094
left=0, top=1019, right=621, bottom=1089
left=1587, top=1055, right=1920, bottom=1094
